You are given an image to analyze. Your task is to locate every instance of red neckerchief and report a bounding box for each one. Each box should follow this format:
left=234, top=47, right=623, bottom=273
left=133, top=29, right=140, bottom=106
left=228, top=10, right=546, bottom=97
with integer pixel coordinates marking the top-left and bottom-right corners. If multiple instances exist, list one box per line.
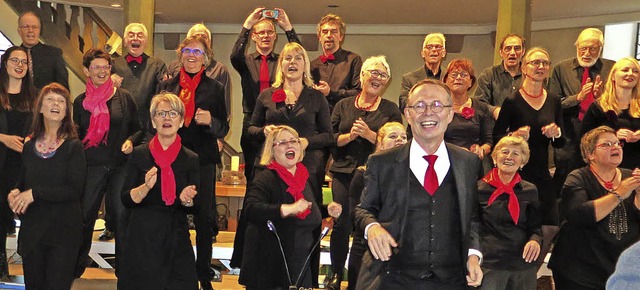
left=149, top=134, right=182, bottom=206
left=320, top=53, right=335, bottom=63
left=125, top=54, right=143, bottom=64
left=82, top=77, right=113, bottom=148
left=267, top=161, right=310, bottom=219
left=482, top=168, right=522, bottom=225
left=178, top=66, right=204, bottom=127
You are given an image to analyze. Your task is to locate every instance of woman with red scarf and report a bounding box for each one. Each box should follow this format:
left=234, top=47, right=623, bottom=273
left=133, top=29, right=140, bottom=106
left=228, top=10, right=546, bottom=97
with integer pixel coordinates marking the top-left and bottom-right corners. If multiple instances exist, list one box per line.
left=157, top=35, right=229, bottom=290
left=477, top=135, right=542, bottom=290
left=73, top=48, right=142, bottom=277
left=240, top=125, right=341, bottom=290
left=118, top=93, right=200, bottom=289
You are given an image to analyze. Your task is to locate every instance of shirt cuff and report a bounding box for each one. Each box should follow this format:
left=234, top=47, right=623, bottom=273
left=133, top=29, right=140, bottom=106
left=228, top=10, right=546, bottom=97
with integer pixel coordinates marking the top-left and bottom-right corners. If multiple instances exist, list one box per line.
left=468, top=249, right=483, bottom=266
left=364, top=222, right=380, bottom=240
left=552, top=128, right=562, bottom=141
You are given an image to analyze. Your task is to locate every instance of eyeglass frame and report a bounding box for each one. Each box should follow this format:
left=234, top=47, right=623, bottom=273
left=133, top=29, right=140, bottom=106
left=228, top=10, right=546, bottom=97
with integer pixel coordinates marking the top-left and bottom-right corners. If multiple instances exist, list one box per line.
left=406, top=100, right=452, bottom=114
left=367, top=70, right=390, bottom=80
left=89, top=65, right=112, bottom=71
left=154, top=110, right=181, bottom=119
left=8, top=57, right=28, bottom=66
left=273, top=138, right=301, bottom=147
left=527, top=60, right=551, bottom=68
left=595, top=140, right=624, bottom=149
left=181, top=48, right=205, bottom=56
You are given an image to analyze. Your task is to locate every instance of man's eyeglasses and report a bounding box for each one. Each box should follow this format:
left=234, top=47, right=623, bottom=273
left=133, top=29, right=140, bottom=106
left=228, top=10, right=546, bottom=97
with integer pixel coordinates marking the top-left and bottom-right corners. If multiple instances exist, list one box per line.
left=367, top=70, right=389, bottom=80
left=273, top=138, right=301, bottom=147
left=154, top=110, right=181, bottom=119
left=406, top=100, right=452, bottom=114
left=254, top=30, right=276, bottom=37
left=527, top=60, right=551, bottom=67
left=596, top=141, right=624, bottom=149
left=18, top=25, right=40, bottom=31
left=8, top=58, right=28, bottom=66
left=502, top=45, right=523, bottom=53
left=181, top=48, right=205, bottom=56
left=424, top=45, right=444, bottom=51
left=578, top=46, right=600, bottom=54
left=89, top=65, right=112, bottom=71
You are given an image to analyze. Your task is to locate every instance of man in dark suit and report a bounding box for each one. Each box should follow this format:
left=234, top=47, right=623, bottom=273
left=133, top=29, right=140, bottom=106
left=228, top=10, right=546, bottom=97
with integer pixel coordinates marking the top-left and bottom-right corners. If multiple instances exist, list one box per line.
left=17, top=11, right=69, bottom=90
left=355, top=79, right=483, bottom=290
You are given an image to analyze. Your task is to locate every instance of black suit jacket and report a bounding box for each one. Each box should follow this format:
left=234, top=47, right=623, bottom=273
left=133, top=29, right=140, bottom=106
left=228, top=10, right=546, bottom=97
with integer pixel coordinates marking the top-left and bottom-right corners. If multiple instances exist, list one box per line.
left=354, top=141, right=481, bottom=290
left=398, top=65, right=442, bottom=112
left=22, top=43, right=69, bottom=90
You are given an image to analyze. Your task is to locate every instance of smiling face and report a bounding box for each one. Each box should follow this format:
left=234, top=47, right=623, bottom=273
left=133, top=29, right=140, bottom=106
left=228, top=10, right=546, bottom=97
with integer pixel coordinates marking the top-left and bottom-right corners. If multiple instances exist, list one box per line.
left=612, top=59, right=640, bottom=90
left=589, top=132, right=623, bottom=167
left=40, top=92, right=67, bottom=123
left=421, top=37, right=446, bottom=66
left=18, top=13, right=41, bottom=48
left=522, top=50, right=551, bottom=82
left=362, top=63, right=390, bottom=97
left=251, top=21, right=276, bottom=53
left=180, top=41, right=206, bottom=73
left=404, top=83, right=454, bottom=148
left=6, top=50, right=28, bottom=80
left=445, top=68, right=472, bottom=95
left=272, top=130, right=302, bottom=170
left=499, top=36, right=525, bottom=70
left=318, top=22, right=343, bottom=54
left=281, top=50, right=305, bottom=82
left=125, top=25, right=147, bottom=57
left=493, top=144, right=526, bottom=176
left=83, top=57, right=111, bottom=87
left=151, top=101, right=183, bottom=138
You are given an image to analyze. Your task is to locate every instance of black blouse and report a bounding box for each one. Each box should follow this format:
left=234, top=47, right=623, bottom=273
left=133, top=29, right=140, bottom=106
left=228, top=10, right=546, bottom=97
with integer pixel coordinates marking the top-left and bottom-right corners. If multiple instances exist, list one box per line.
left=445, top=99, right=494, bottom=150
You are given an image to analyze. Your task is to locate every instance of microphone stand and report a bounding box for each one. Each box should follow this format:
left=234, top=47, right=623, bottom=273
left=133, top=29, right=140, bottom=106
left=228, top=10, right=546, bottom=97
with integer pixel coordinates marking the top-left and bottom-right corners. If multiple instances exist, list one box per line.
left=267, top=220, right=295, bottom=288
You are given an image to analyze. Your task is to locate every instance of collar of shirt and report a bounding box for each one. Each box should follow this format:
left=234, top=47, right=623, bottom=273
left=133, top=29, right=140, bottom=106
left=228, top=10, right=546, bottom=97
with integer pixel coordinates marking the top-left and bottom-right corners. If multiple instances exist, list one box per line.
left=252, top=52, right=275, bottom=61
left=409, top=139, right=450, bottom=187
left=571, top=57, right=603, bottom=71
left=498, top=62, right=522, bottom=78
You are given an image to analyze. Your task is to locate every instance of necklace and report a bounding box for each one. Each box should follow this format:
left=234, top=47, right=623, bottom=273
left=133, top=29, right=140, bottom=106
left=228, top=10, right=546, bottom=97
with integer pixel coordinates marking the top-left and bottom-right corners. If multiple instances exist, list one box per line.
left=36, top=138, right=60, bottom=159
left=590, top=165, right=617, bottom=190
left=355, top=94, right=378, bottom=111
left=520, top=87, right=544, bottom=99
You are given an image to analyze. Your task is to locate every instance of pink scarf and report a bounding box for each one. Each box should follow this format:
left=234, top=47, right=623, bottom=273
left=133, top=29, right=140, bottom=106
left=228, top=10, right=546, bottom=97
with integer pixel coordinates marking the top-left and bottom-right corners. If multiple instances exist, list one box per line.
left=149, top=134, right=182, bottom=206
left=482, top=168, right=522, bottom=225
left=267, top=161, right=310, bottom=219
left=82, top=77, right=113, bottom=148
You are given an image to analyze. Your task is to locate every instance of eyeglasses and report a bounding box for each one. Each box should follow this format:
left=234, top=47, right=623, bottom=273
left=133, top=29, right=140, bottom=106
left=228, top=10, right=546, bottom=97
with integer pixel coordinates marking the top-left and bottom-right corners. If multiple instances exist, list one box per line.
left=18, top=25, right=40, bottom=31
left=254, top=30, right=276, bottom=37
left=154, top=110, right=180, bottom=119
left=596, top=141, right=624, bottom=149
left=424, top=45, right=444, bottom=51
left=367, top=70, right=389, bottom=80
left=406, top=100, right=452, bottom=114
left=89, top=65, right=111, bottom=71
left=502, top=45, right=523, bottom=53
left=8, top=57, right=28, bottom=66
left=273, top=138, right=301, bottom=147
left=181, top=48, right=205, bottom=56
left=527, top=60, right=551, bottom=67
left=578, top=46, right=600, bottom=54
left=448, top=72, right=470, bottom=79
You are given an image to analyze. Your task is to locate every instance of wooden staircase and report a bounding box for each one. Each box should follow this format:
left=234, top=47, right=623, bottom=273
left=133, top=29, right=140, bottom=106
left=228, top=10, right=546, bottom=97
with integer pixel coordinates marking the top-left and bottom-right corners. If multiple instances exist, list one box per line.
left=5, top=0, right=122, bottom=83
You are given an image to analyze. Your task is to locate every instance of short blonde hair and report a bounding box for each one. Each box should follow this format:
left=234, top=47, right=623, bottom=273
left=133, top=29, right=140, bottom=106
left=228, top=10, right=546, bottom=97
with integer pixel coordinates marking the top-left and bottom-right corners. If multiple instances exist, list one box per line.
left=375, top=121, right=406, bottom=152
left=187, top=23, right=211, bottom=42
left=423, top=33, right=446, bottom=49
left=259, top=125, right=306, bottom=165
left=580, top=126, right=616, bottom=164
left=272, top=42, right=314, bottom=88
left=575, top=28, right=604, bottom=47
left=150, top=92, right=185, bottom=120
left=124, top=23, right=148, bottom=39
left=491, top=136, right=531, bottom=166
left=361, top=55, right=391, bottom=81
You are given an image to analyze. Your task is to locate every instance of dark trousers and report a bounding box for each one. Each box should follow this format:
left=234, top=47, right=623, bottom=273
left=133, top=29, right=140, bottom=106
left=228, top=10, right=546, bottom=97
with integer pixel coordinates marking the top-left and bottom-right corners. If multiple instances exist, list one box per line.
left=76, top=165, right=125, bottom=276
left=553, top=272, right=603, bottom=290
left=478, top=267, right=537, bottom=290
left=329, top=172, right=354, bottom=276
left=379, top=270, right=466, bottom=290
left=0, top=166, right=19, bottom=251
left=23, top=241, right=80, bottom=290
left=195, top=164, right=216, bottom=282
left=347, top=235, right=366, bottom=290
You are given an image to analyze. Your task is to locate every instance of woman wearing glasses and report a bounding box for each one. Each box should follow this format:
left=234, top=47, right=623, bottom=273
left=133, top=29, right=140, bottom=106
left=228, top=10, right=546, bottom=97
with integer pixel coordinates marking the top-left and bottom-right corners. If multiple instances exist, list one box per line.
left=581, top=57, right=640, bottom=170
left=493, top=47, right=565, bottom=266
left=0, top=46, right=36, bottom=279
left=325, top=55, right=402, bottom=288
left=73, top=48, right=142, bottom=277
left=443, top=58, right=493, bottom=171
left=157, top=34, right=229, bottom=290
left=240, top=125, right=341, bottom=289
left=549, top=126, right=640, bottom=290
left=118, top=93, right=200, bottom=289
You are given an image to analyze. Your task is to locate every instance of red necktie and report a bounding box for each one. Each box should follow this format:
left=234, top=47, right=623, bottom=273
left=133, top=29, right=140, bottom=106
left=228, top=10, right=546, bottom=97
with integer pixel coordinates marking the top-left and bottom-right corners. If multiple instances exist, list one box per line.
left=423, top=155, right=438, bottom=195
left=259, top=55, right=270, bottom=92
left=579, top=66, right=594, bottom=121
left=125, top=54, right=143, bottom=64
left=320, top=53, right=335, bottom=63
left=27, top=48, right=34, bottom=81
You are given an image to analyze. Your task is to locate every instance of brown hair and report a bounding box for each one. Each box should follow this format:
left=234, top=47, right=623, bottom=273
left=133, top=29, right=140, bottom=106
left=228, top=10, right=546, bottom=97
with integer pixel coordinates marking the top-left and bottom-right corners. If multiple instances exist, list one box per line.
left=30, top=83, right=78, bottom=140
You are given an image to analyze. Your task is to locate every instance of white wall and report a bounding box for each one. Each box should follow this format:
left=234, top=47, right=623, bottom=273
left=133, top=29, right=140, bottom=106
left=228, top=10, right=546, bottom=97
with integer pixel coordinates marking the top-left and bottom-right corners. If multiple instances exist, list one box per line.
left=603, top=23, right=638, bottom=61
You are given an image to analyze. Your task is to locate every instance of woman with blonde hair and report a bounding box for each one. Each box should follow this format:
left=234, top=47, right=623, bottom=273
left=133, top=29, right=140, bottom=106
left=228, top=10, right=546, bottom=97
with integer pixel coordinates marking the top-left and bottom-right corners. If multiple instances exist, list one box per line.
left=581, top=57, right=640, bottom=169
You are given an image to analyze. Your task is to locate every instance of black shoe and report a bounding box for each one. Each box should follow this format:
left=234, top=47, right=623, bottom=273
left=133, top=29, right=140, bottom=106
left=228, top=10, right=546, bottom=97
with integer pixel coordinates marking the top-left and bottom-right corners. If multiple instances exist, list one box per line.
left=325, top=273, right=341, bottom=290
left=200, top=280, right=214, bottom=290
left=98, top=229, right=115, bottom=241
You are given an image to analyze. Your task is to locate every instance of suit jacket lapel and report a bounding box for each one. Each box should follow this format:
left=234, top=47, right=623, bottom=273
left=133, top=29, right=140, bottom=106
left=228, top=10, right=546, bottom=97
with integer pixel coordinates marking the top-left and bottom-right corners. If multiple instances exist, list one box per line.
left=447, top=144, right=470, bottom=240
left=395, top=141, right=412, bottom=243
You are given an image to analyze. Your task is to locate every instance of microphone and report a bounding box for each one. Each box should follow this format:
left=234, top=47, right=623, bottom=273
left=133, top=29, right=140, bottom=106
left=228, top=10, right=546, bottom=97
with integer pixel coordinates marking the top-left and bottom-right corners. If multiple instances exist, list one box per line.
left=266, top=220, right=294, bottom=288
left=293, top=226, right=330, bottom=288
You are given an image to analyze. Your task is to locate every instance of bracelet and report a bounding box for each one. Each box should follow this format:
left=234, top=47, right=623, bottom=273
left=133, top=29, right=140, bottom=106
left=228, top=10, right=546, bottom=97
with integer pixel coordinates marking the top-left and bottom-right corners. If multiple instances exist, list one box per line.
left=611, top=191, right=624, bottom=203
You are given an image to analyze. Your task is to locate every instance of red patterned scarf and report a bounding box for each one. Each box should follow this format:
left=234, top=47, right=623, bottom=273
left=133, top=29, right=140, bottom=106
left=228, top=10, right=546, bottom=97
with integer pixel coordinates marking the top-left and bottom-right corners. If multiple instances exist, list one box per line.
left=149, top=134, right=182, bottom=206
left=267, top=161, right=310, bottom=219
left=482, top=168, right=522, bottom=225
left=82, top=77, right=113, bottom=148
left=178, top=66, right=204, bottom=127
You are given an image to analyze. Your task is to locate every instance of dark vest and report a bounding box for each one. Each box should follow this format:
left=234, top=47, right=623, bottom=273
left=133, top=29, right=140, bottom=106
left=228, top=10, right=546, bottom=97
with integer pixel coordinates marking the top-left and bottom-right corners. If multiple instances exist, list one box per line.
left=388, top=169, right=465, bottom=284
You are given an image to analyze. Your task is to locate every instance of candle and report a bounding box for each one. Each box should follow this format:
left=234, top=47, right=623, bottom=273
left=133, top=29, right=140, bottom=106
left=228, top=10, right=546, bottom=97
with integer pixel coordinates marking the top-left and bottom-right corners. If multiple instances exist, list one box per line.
left=231, top=156, right=239, bottom=171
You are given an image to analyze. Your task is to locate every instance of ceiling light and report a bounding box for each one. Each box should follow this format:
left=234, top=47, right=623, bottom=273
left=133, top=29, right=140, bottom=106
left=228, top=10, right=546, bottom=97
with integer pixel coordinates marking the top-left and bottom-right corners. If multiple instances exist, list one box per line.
left=110, top=3, right=121, bottom=8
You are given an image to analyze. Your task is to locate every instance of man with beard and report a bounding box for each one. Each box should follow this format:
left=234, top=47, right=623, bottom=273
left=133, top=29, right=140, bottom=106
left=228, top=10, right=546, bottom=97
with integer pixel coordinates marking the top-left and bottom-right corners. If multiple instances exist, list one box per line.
left=474, top=34, right=525, bottom=120
left=548, top=28, right=614, bottom=216
left=17, top=11, right=69, bottom=90
left=310, top=13, right=363, bottom=113
left=112, top=23, right=168, bottom=138
left=398, top=33, right=447, bottom=113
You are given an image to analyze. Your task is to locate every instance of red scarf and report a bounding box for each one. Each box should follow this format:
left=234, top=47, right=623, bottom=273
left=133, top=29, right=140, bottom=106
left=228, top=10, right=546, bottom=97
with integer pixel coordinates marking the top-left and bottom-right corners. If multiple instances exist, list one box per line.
left=482, top=168, right=522, bottom=225
left=178, top=67, right=204, bottom=127
left=149, top=134, right=182, bottom=206
left=267, top=161, right=310, bottom=219
left=82, top=77, right=113, bottom=148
